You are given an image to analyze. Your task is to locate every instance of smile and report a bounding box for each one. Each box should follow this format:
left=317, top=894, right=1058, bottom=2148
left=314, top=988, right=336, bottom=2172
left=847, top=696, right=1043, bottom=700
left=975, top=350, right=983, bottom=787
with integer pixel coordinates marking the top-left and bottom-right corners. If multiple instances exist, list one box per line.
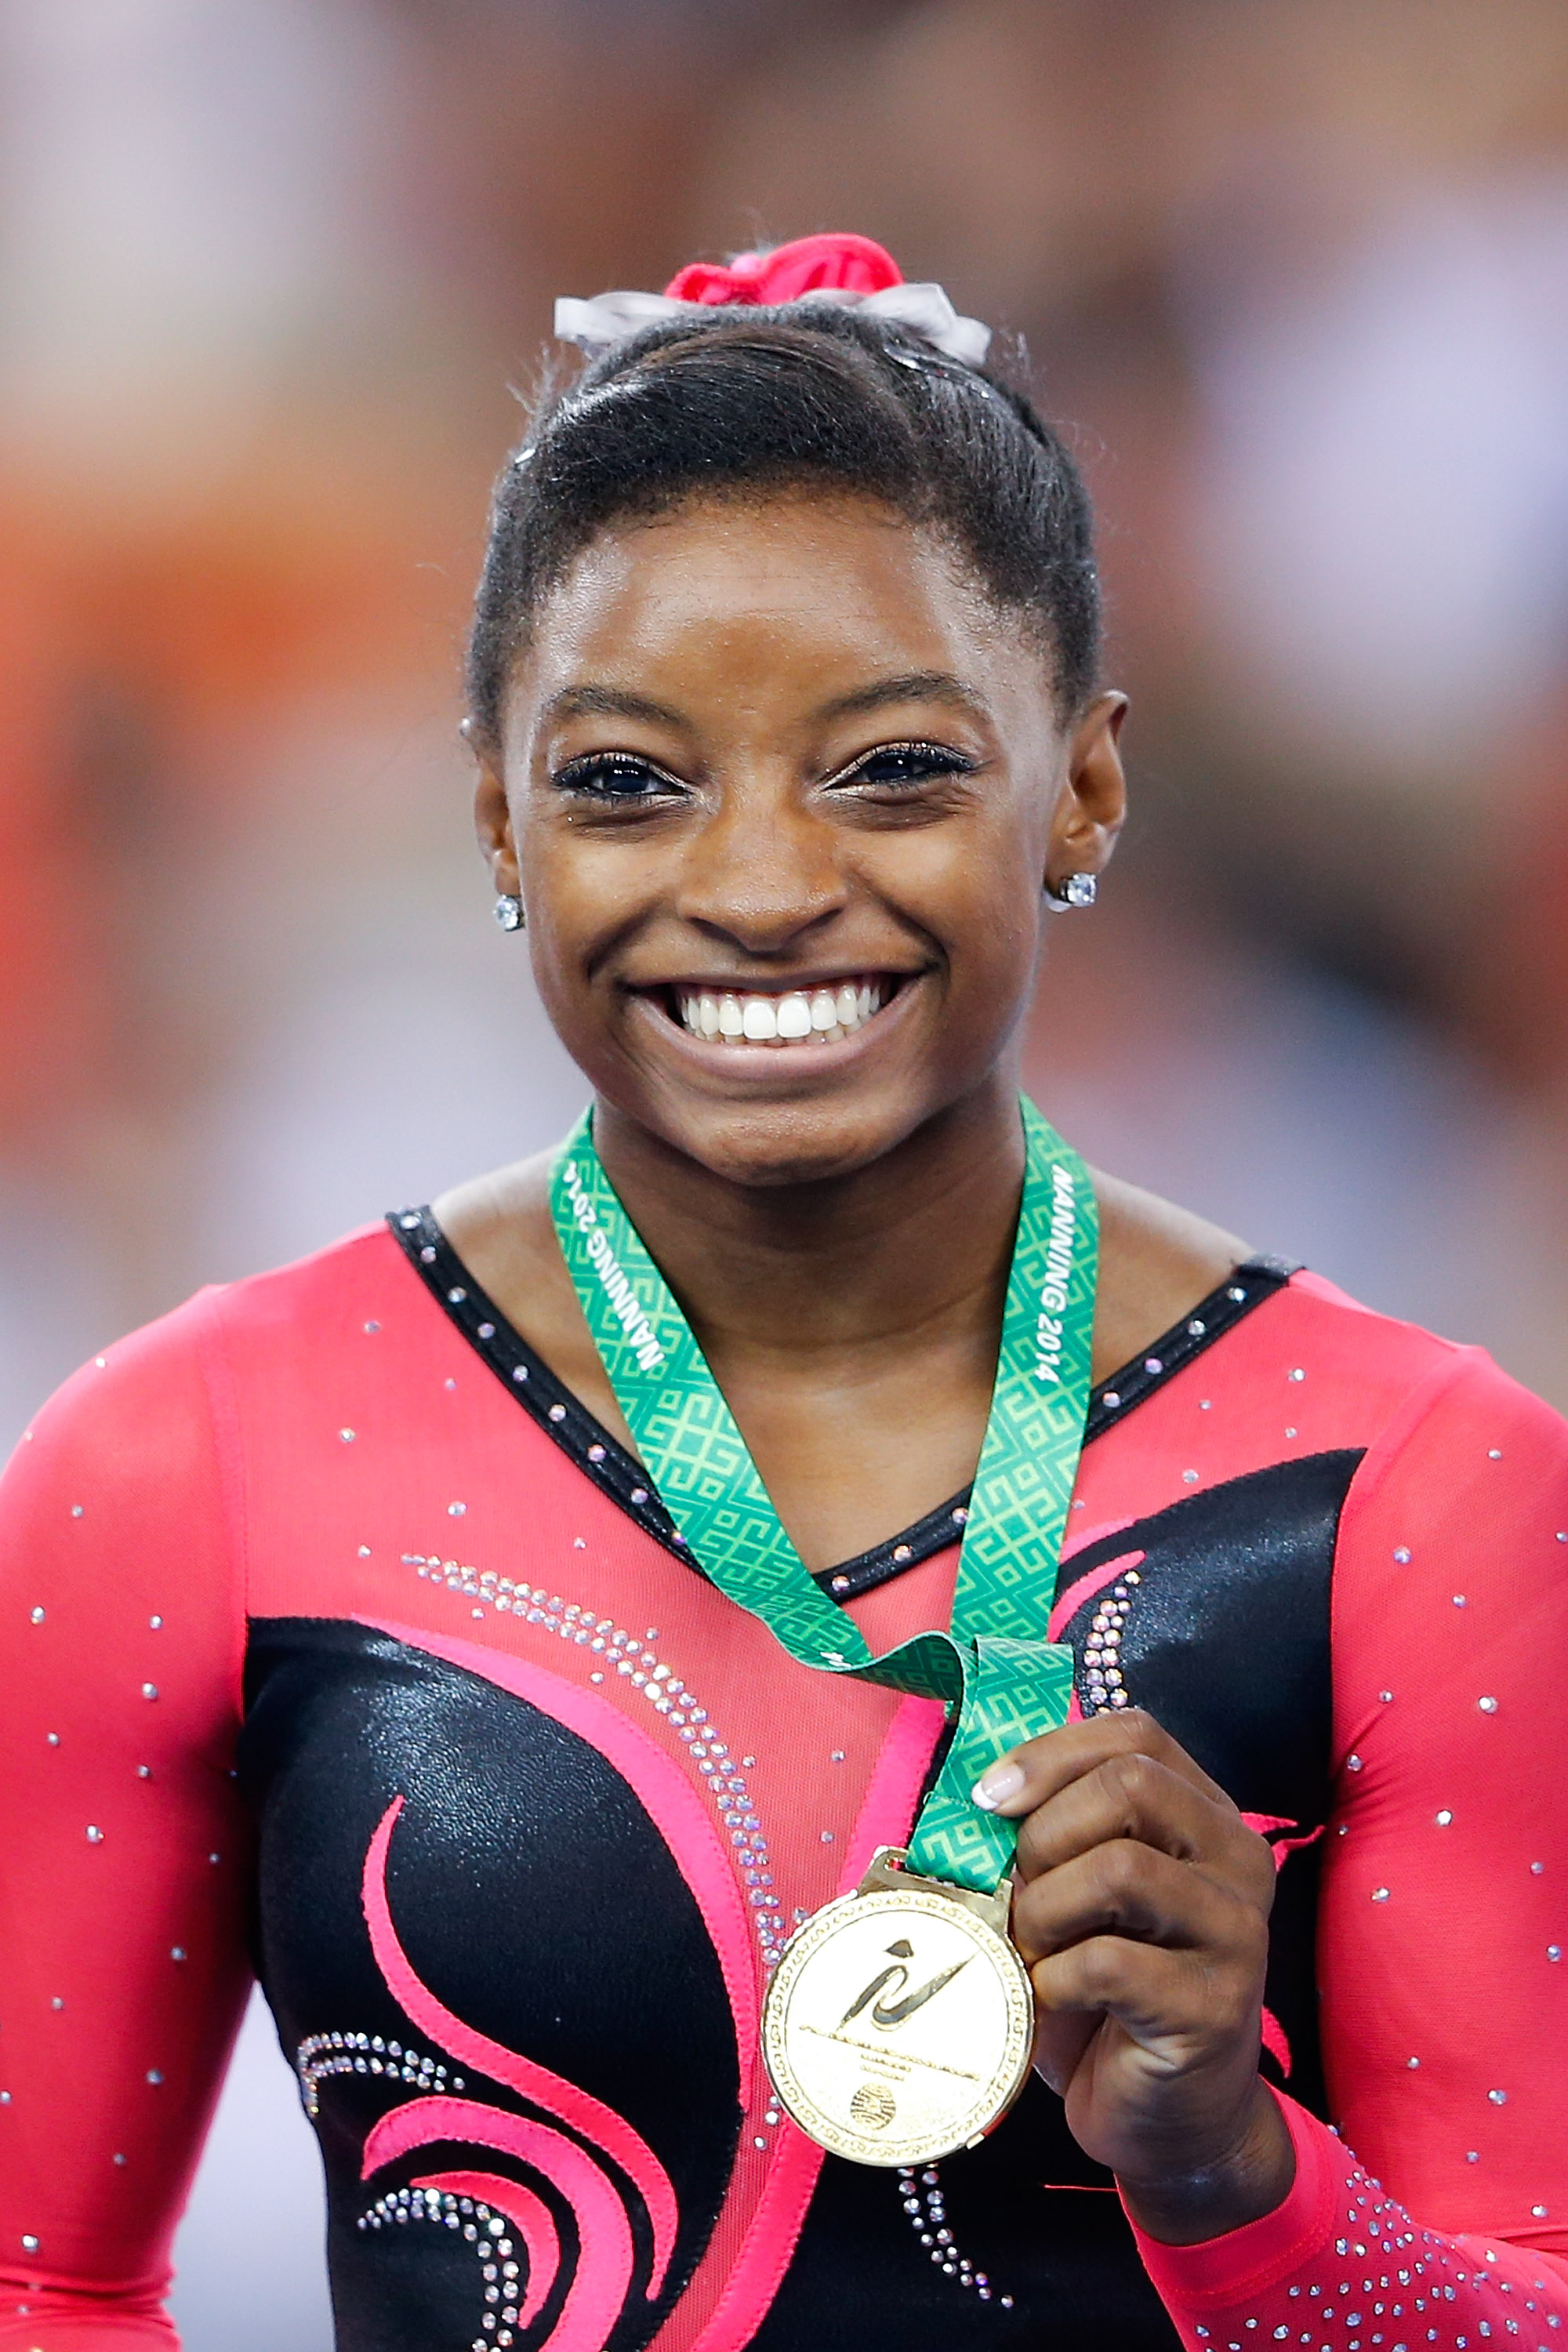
left=667, top=975, right=900, bottom=1049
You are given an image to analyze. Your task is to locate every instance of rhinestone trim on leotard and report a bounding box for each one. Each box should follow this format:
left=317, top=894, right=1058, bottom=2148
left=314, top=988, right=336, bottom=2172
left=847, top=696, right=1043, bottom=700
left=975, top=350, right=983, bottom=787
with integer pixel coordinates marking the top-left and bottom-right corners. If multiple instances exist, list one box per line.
left=295, top=2027, right=462, bottom=2118
left=408, top=1552, right=788, bottom=1969
left=1079, top=1568, right=1145, bottom=1715
left=357, top=2186, right=521, bottom=2352
left=387, top=1211, right=1297, bottom=1606
left=895, top=2165, right=1014, bottom=2307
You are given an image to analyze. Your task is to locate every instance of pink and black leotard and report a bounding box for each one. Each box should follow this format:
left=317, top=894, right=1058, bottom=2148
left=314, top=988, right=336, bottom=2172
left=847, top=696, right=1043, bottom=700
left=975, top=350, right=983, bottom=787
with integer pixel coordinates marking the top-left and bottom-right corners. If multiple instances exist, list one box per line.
left=3, top=1214, right=1567, bottom=2350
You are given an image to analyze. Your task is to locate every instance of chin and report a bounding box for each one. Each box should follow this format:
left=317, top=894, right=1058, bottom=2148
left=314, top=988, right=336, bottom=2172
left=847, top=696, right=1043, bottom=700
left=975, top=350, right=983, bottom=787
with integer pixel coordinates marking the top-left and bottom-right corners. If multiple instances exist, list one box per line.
left=641, top=1084, right=930, bottom=1193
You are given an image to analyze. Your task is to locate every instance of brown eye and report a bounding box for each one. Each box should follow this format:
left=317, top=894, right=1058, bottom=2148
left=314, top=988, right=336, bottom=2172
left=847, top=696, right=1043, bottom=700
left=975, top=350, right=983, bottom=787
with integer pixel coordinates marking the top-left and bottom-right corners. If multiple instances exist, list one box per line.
left=837, top=742, right=975, bottom=791
left=554, top=755, right=682, bottom=801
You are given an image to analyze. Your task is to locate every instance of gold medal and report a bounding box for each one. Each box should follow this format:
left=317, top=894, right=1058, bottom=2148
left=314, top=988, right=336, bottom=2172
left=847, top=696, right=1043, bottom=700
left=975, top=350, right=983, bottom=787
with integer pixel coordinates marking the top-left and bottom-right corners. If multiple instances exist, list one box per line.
left=761, top=1848, right=1035, bottom=2168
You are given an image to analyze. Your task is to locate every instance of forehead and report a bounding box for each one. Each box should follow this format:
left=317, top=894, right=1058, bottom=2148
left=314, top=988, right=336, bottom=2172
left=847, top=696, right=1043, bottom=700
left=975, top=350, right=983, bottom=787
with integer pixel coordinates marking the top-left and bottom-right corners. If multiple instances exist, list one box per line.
left=510, top=492, right=1044, bottom=729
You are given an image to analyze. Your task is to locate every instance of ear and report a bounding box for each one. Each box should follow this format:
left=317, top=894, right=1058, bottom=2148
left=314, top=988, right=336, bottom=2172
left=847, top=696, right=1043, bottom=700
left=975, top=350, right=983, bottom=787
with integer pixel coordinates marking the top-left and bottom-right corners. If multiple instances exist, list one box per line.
left=466, top=717, right=522, bottom=898
left=1045, top=691, right=1127, bottom=890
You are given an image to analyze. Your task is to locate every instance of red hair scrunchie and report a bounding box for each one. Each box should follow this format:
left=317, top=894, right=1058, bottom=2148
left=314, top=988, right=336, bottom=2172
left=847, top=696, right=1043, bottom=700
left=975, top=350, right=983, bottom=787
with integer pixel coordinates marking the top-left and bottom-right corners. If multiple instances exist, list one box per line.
left=663, top=233, right=903, bottom=308
left=554, top=238, right=990, bottom=367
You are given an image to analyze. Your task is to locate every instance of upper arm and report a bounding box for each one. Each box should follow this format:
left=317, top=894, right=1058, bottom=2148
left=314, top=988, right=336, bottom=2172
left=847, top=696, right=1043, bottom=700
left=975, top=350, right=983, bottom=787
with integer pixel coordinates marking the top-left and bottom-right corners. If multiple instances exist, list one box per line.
left=1320, top=1350, right=1568, bottom=2256
left=0, top=1306, right=252, bottom=2326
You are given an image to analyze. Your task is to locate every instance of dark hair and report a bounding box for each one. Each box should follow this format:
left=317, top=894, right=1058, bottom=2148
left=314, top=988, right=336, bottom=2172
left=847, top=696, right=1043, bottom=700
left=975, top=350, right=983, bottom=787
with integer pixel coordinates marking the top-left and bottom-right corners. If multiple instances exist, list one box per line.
left=466, top=303, right=1099, bottom=751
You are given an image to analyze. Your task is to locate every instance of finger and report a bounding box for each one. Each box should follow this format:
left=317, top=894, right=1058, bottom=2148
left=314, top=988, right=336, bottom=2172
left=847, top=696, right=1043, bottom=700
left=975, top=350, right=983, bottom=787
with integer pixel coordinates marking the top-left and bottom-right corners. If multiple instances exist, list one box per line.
left=1031, top=2006, right=1100, bottom=2097
left=1013, top=1751, right=1274, bottom=1911
left=1029, top=1931, right=1264, bottom=2058
left=1011, top=1838, right=1261, bottom=1965
left=972, top=1708, right=1232, bottom=1822
left=1011, top=1748, right=1236, bottom=1881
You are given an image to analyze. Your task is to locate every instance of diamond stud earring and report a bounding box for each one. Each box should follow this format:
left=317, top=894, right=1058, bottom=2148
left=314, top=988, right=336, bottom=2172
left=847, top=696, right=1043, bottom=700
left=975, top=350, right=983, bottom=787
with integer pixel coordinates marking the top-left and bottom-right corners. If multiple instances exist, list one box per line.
left=493, top=893, right=525, bottom=932
left=1045, top=873, right=1098, bottom=911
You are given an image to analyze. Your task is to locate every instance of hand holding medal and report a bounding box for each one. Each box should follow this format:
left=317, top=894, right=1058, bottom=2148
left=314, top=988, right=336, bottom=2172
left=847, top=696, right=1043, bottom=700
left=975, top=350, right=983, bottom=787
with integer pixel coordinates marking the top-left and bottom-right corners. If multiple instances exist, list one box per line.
left=971, top=1707, right=1294, bottom=2241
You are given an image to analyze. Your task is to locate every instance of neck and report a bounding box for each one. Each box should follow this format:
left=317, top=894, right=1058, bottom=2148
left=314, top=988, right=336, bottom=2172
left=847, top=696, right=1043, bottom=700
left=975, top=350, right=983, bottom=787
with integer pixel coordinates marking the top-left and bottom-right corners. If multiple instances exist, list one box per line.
left=590, top=1070, right=1027, bottom=1370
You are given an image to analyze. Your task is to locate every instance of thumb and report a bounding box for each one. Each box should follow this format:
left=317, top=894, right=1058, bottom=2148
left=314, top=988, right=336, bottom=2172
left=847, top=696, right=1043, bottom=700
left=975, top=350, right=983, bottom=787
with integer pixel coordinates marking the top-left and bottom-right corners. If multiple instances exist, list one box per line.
left=1032, top=2007, right=1101, bottom=2097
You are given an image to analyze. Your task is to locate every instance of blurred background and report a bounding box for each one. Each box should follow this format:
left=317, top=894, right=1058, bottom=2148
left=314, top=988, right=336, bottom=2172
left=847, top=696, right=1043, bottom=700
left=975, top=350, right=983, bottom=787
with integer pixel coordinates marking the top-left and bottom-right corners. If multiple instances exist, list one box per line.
left=3, top=0, right=1567, bottom=2341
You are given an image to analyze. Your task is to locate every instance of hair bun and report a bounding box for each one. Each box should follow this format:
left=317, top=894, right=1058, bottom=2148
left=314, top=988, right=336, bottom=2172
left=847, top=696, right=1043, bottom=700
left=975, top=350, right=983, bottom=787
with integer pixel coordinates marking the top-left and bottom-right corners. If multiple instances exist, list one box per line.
left=663, top=233, right=903, bottom=308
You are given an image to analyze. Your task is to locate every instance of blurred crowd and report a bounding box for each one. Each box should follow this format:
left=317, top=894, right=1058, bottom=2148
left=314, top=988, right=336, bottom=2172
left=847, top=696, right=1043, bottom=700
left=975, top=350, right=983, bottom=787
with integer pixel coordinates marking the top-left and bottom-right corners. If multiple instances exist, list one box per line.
left=5, top=0, right=1568, bottom=1438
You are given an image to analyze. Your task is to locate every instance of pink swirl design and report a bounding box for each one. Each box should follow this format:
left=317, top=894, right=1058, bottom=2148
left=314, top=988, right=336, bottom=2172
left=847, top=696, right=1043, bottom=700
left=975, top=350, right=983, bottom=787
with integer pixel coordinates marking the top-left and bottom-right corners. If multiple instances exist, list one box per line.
left=366, top=2100, right=626, bottom=2350
left=358, top=1795, right=679, bottom=2344
left=1047, top=1547, right=1146, bottom=1642
left=410, top=2171, right=558, bottom=2327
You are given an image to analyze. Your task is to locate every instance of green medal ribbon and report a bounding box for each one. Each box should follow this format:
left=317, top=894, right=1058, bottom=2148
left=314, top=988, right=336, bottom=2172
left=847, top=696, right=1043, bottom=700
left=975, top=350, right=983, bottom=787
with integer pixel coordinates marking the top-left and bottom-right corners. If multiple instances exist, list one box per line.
left=550, top=1095, right=1097, bottom=1896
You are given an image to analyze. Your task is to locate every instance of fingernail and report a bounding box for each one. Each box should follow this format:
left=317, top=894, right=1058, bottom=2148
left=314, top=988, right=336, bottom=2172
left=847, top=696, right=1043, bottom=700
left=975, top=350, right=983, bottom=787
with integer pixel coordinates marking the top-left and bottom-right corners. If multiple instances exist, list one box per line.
left=972, top=1762, right=1026, bottom=1812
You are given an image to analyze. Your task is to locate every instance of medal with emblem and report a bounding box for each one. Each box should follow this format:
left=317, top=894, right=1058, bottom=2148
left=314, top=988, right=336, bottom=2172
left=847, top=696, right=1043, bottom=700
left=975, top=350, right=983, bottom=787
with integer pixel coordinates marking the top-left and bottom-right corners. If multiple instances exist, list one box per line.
left=761, top=1847, right=1035, bottom=2166
left=552, top=1098, right=1097, bottom=2169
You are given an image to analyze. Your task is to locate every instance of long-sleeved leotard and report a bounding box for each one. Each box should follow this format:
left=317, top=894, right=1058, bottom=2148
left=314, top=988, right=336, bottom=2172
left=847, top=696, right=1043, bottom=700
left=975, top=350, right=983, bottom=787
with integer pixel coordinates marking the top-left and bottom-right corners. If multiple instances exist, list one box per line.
left=2, top=1219, right=1566, bottom=2351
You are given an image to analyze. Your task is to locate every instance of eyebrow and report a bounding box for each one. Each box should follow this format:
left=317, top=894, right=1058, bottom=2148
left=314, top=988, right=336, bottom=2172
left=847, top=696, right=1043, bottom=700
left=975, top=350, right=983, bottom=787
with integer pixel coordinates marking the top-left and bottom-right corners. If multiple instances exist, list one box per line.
left=540, top=684, right=690, bottom=729
left=815, top=672, right=991, bottom=724
left=539, top=670, right=992, bottom=735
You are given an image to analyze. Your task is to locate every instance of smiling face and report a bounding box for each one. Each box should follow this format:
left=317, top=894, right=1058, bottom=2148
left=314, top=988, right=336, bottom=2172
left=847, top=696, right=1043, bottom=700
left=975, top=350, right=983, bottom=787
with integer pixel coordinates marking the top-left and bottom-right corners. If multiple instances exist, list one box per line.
left=475, top=489, right=1126, bottom=1189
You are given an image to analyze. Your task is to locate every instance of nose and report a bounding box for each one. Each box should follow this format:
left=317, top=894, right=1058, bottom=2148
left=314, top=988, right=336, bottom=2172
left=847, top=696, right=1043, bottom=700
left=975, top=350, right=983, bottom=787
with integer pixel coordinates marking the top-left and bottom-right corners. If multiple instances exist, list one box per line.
left=673, top=784, right=849, bottom=958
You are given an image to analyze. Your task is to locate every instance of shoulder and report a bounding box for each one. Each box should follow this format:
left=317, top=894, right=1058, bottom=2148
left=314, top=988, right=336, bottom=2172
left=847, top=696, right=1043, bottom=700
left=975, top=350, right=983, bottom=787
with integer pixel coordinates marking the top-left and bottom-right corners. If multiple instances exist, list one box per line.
left=1265, top=1267, right=1467, bottom=1404
left=200, top=1218, right=414, bottom=1359
left=1263, top=1275, right=1568, bottom=1614
left=5, top=1221, right=416, bottom=1497
left=1227, top=1261, right=1568, bottom=1478
left=1329, top=1307, right=1568, bottom=1527
left=1096, top=1236, right=1561, bottom=1511
left=1267, top=1267, right=1564, bottom=1457
left=432, top=1149, right=560, bottom=1310
left=434, top=1151, right=613, bottom=1406
left=1323, top=1323, right=1568, bottom=1791
left=1090, top=1171, right=1253, bottom=1383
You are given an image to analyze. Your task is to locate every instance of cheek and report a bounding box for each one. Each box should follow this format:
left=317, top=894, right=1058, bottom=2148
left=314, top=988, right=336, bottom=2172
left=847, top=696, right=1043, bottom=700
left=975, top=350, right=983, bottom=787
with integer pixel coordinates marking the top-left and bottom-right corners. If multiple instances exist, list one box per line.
left=511, top=835, right=608, bottom=1020
left=892, top=826, right=1043, bottom=977
left=516, top=828, right=676, bottom=1074
left=521, top=823, right=648, bottom=954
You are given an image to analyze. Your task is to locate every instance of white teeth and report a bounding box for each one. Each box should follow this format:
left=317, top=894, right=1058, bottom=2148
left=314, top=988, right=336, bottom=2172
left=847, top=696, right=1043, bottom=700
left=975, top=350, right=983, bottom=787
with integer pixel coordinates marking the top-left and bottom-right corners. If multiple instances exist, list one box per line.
left=674, top=978, right=893, bottom=1047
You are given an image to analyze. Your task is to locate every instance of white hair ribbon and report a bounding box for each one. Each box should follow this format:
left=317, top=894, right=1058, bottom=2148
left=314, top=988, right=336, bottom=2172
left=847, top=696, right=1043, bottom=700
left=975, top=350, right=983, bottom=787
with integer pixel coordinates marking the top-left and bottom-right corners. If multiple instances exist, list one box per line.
left=554, top=281, right=992, bottom=369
